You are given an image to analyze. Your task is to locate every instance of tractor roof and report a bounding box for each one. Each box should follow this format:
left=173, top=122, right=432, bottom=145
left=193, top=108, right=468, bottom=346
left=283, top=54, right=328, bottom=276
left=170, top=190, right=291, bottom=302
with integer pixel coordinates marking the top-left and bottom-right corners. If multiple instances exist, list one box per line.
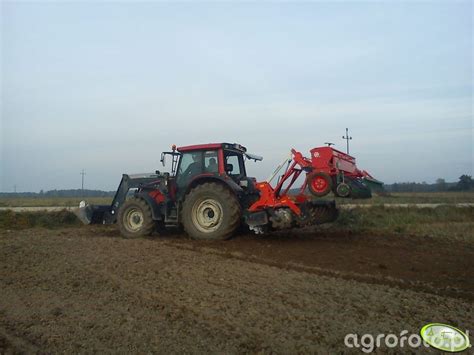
left=177, top=143, right=247, bottom=153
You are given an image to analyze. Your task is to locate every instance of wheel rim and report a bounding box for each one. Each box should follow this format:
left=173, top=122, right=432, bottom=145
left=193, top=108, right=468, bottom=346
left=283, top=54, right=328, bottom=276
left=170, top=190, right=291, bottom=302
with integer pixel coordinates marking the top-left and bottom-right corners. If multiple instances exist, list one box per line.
left=311, top=176, right=328, bottom=193
left=124, top=208, right=144, bottom=232
left=337, top=183, right=350, bottom=197
left=191, top=198, right=223, bottom=233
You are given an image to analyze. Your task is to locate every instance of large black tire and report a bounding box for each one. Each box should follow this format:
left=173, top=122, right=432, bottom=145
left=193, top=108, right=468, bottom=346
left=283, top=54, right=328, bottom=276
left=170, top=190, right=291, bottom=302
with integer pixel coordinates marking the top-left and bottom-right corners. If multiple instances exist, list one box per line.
left=182, top=183, right=241, bottom=240
left=117, top=197, right=155, bottom=238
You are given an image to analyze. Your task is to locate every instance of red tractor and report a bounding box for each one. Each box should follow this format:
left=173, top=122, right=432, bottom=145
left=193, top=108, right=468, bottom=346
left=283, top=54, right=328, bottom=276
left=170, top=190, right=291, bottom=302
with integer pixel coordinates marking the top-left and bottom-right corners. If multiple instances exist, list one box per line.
left=76, top=143, right=381, bottom=240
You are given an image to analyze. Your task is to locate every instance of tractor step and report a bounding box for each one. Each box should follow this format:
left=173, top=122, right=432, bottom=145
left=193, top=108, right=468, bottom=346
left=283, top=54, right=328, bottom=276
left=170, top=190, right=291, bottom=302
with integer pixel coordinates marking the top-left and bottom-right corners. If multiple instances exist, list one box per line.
left=164, top=207, right=178, bottom=224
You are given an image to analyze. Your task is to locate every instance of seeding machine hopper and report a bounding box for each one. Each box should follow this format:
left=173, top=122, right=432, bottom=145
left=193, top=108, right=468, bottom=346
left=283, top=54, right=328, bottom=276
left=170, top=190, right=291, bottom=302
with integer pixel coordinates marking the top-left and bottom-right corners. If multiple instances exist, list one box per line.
left=76, top=143, right=382, bottom=240
left=305, top=146, right=383, bottom=198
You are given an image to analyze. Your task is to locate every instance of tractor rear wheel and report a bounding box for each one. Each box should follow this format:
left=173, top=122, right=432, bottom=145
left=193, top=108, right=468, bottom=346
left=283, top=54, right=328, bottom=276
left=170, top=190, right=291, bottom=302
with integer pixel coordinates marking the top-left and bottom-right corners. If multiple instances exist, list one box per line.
left=117, top=197, right=155, bottom=238
left=182, top=183, right=241, bottom=240
left=307, top=172, right=333, bottom=197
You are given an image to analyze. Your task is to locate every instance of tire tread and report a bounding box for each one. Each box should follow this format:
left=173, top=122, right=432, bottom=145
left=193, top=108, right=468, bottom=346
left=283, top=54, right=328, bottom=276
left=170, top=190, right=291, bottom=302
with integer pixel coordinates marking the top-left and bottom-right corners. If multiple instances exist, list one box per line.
left=117, top=197, right=155, bottom=238
left=182, top=182, right=240, bottom=240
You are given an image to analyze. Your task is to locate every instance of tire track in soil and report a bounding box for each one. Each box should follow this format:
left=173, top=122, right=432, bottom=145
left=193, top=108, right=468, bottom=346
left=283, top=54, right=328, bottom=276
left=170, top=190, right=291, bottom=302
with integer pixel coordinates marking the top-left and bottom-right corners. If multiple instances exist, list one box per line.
left=3, top=231, right=329, bottom=353
left=0, top=246, right=246, bottom=353
left=1, top=228, right=473, bottom=353
left=0, top=325, right=41, bottom=354
left=159, top=240, right=473, bottom=301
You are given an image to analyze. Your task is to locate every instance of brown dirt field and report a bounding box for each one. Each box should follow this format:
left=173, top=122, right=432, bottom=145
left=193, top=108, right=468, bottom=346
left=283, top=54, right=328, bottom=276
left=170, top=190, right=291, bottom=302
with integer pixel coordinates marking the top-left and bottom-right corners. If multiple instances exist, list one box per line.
left=0, top=226, right=473, bottom=353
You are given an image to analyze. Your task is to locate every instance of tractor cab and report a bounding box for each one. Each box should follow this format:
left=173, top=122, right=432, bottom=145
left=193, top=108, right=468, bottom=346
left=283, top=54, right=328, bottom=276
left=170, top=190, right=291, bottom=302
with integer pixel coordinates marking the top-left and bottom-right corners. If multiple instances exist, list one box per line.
left=161, top=143, right=262, bottom=196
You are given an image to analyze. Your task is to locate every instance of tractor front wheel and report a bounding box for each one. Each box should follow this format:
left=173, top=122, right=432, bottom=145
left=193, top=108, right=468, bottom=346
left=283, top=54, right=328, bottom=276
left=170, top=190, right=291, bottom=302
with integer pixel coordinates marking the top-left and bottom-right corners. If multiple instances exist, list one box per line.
left=182, top=183, right=241, bottom=240
left=117, top=197, right=155, bottom=238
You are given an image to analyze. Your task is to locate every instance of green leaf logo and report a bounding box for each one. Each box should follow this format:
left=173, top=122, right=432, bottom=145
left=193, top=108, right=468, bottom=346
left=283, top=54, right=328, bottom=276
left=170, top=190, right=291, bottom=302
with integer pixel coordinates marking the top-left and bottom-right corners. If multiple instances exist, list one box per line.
left=420, top=323, right=470, bottom=352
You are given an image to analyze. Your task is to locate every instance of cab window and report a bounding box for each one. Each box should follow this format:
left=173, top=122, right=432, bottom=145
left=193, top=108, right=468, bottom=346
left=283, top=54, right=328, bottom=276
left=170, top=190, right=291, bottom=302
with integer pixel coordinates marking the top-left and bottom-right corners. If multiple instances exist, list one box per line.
left=224, top=151, right=245, bottom=178
left=204, top=151, right=219, bottom=173
left=177, top=152, right=203, bottom=185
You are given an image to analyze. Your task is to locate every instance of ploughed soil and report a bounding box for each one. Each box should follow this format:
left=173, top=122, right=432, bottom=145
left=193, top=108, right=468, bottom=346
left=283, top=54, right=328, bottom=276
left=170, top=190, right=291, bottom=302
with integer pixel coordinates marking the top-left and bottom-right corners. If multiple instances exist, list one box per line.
left=1, top=226, right=473, bottom=353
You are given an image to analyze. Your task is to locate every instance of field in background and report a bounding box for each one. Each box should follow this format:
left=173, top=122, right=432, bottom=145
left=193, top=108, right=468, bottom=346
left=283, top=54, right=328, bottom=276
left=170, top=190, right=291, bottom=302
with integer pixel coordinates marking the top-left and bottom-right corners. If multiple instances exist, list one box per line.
left=1, top=192, right=473, bottom=241
left=1, top=191, right=474, bottom=207
left=1, top=206, right=472, bottom=242
left=335, top=191, right=474, bottom=204
left=0, top=196, right=112, bottom=207
left=333, top=205, right=474, bottom=242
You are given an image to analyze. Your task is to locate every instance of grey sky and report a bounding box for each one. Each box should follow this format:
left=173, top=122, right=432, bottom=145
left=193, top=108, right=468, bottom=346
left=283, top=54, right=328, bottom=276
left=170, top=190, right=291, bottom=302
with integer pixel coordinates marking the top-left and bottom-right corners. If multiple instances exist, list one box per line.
left=1, top=1, right=472, bottom=192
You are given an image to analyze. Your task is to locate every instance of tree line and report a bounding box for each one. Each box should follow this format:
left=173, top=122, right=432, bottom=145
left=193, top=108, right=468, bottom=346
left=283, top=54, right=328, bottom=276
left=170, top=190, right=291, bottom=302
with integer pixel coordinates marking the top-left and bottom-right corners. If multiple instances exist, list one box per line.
left=385, top=175, right=473, bottom=193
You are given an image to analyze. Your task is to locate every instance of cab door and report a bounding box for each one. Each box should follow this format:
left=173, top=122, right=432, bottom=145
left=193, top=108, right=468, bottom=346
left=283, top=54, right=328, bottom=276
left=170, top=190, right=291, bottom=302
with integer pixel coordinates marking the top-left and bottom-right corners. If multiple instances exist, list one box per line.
left=176, top=151, right=204, bottom=190
left=223, top=150, right=246, bottom=183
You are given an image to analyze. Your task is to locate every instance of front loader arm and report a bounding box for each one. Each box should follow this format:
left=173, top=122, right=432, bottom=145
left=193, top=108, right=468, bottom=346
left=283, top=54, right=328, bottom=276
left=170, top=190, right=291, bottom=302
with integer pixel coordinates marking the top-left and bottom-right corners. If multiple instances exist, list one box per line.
left=75, top=173, right=164, bottom=225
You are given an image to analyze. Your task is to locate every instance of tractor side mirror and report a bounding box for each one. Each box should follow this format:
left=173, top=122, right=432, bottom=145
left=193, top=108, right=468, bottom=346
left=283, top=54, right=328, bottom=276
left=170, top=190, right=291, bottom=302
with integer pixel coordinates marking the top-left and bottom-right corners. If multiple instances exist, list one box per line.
left=225, top=163, right=233, bottom=173
left=160, top=153, right=166, bottom=166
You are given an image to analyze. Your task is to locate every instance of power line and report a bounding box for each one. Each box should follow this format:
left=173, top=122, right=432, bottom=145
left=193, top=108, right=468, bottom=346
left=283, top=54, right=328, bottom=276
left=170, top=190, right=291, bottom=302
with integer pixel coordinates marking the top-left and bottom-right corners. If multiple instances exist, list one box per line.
left=342, top=128, right=352, bottom=154
left=80, top=169, right=86, bottom=196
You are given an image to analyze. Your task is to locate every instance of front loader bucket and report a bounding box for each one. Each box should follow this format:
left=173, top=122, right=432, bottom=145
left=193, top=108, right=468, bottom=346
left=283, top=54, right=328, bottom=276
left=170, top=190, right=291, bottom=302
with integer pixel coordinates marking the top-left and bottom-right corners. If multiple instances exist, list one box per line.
left=74, top=201, right=111, bottom=225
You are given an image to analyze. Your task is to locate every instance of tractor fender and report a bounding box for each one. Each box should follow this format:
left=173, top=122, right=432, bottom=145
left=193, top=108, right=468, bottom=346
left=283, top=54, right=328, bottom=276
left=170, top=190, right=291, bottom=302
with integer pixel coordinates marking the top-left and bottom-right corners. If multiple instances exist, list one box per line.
left=135, top=190, right=163, bottom=221
left=185, top=176, right=243, bottom=197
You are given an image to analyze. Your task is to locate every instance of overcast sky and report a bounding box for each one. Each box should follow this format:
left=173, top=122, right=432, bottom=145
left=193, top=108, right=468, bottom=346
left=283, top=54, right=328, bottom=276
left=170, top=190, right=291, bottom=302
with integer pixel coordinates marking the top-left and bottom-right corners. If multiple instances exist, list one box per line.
left=1, top=1, right=472, bottom=192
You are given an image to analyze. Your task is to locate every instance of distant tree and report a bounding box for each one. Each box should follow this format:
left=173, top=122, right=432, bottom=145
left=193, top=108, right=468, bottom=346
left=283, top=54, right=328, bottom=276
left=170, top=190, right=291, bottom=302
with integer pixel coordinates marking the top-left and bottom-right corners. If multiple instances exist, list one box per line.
left=436, top=178, right=447, bottom=192
left=457, top=175, right=473, bottom=191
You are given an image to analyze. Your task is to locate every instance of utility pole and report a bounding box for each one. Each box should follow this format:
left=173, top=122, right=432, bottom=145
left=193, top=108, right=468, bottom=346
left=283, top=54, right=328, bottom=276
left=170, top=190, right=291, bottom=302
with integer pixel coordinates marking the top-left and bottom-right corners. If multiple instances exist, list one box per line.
left=342, top=128, right=352, bottom=155
left=13, top=184, right=17, bottom=193
left=80, top=169, right=86, bottom=196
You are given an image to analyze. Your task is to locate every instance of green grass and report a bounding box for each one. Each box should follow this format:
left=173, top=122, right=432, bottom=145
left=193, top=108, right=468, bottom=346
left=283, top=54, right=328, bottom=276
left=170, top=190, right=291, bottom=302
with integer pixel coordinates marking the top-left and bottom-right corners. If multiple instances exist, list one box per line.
left=335, top=191, right=474, bottom=204
left=1, top=204, right=472, bottom=243
left=1, top=193, right=473, bottom=240
left=0, top=196, right=112, bottom=207
left=0, top=210, right=81, bottom=230
left=332, top=205, right=474, bottom=242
